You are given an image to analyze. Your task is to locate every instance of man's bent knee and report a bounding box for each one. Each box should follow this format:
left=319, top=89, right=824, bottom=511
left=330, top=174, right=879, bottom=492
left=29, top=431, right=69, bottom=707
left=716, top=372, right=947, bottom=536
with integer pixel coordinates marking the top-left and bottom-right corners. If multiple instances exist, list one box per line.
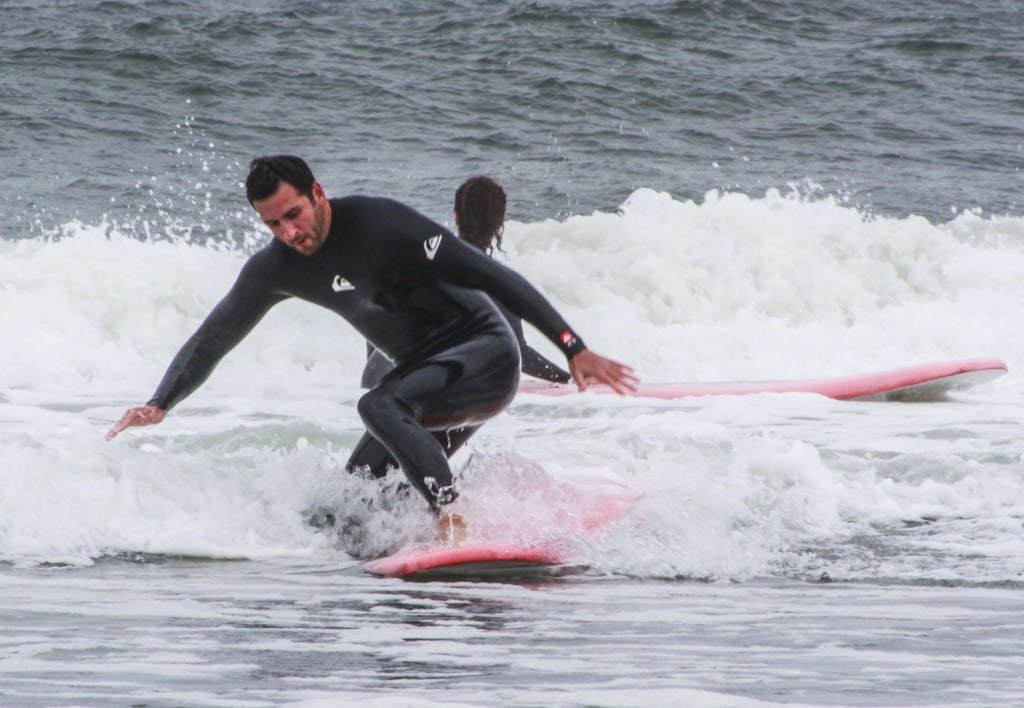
left=356, top=388, right=407, bottom=432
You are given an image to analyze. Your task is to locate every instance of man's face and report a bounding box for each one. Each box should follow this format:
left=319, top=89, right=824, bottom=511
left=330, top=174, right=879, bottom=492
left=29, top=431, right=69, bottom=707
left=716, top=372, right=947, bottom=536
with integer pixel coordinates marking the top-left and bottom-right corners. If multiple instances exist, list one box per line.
left=253, top=180, right=330, bottom=255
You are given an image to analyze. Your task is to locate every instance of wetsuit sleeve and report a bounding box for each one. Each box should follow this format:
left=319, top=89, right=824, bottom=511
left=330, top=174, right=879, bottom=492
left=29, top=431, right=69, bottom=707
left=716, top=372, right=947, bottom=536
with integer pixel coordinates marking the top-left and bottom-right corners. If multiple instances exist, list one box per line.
left=520, top=343, right=573, bottom=383
left=430, top=234, right=587, bottom=360
left=147, top=257, right=285, bottom=411
left=495, top=302, right=572, bottom=383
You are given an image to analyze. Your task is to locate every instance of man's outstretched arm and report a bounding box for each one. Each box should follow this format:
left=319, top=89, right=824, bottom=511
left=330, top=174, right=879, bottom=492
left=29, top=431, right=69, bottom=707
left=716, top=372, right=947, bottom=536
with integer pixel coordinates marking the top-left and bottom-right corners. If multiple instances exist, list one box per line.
left=106, top=261, right=283, bottom=440
left=431, top=234, right=638, bottom=393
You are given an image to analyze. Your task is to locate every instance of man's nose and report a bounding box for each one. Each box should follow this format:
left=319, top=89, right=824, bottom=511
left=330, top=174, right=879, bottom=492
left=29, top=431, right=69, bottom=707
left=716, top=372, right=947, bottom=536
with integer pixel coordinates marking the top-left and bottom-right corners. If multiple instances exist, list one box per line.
left=281, top=221, right=299, bottom=241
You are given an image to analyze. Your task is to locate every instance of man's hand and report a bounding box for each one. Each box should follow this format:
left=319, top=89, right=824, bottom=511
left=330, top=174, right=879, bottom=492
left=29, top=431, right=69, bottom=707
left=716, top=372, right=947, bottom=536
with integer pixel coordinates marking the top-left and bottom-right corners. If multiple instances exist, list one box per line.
left=106, top=405, right=166, bottom=441
left=569, top=349, right=639, bottom=394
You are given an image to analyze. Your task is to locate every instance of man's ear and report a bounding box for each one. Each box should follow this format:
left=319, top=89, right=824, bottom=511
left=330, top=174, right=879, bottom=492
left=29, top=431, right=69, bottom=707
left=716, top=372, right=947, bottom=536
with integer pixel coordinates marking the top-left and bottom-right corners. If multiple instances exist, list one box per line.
left=311, top=180, right=326, bottom=203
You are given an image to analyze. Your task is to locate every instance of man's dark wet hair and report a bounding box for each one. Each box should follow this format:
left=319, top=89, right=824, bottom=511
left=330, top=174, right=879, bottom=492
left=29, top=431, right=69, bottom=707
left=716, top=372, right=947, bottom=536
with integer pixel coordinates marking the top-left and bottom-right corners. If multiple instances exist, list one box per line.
left=245, top=155, right=317, bottom=205
left=454, top=176, right=506, bottom=255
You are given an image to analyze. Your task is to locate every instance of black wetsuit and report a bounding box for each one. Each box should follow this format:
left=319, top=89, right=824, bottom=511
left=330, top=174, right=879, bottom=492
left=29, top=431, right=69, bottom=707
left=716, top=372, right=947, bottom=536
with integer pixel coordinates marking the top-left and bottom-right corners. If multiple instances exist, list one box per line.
left=361, top=303, right=572, bottom=388
left=355, top=302, right=572, bottom=486
left=147, top=195, right=584, bottom=510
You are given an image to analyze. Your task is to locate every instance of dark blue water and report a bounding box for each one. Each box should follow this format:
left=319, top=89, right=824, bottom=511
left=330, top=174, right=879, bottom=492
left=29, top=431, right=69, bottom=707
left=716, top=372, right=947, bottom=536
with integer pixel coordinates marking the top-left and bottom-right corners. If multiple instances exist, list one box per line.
left=3, top=0, right=1022, bottom=241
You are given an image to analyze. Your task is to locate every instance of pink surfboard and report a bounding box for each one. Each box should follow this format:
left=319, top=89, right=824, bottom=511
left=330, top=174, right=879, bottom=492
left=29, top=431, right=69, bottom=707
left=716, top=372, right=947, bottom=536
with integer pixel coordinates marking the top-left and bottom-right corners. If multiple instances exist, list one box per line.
left=364, top=482, right=640, bottom=579
left=519, top=358, right=1007, bottom=402
left=363, top=543, right=562, bottom=578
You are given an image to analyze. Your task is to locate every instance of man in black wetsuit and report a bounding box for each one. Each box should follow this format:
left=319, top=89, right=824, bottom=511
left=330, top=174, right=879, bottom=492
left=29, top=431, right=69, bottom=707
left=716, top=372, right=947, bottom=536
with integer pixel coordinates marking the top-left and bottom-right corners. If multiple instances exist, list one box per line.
left=107, top=155, right=637, bottom=529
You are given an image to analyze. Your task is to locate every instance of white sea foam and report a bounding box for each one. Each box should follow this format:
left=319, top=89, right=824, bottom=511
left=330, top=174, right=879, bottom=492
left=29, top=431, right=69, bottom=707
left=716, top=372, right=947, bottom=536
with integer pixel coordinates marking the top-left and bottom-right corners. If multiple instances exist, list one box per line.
left=509, top=188, right=1024, bottom=380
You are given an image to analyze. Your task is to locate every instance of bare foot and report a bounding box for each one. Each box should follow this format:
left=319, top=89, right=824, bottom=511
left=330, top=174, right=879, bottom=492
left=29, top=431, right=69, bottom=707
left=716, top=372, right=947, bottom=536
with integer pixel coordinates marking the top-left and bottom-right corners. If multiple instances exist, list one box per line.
left=437, top=510, right=467, bottom=547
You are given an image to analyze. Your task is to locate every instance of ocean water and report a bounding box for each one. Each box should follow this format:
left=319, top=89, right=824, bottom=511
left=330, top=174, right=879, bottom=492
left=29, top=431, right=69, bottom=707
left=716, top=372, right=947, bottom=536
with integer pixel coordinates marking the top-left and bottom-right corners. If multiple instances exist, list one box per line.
left=3, top=1, right=1024, bottom=706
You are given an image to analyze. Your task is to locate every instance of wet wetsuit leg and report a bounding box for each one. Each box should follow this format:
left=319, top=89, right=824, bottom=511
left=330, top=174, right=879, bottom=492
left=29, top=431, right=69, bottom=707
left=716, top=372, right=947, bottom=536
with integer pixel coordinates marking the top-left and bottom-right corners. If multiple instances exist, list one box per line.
left=347, top=425, right=481, bottom=480
left=347, top=328, right=519, bottom=511
left=346, top=431, right=398, bottom=480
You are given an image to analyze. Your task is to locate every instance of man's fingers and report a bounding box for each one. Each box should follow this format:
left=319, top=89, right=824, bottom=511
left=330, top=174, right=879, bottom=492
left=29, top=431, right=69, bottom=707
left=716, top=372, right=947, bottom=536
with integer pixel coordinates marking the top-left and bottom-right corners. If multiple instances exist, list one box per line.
left=573, top=369, right=590, bottom=391
left=604, top=375, right=638, bottom=395
left=598, top=360, right=639, bottom=394
left=570, top=351, right=639, bottom=395
left=105, top=406, right=164, bottom=441
left=106, top=410, right=139, bottom=441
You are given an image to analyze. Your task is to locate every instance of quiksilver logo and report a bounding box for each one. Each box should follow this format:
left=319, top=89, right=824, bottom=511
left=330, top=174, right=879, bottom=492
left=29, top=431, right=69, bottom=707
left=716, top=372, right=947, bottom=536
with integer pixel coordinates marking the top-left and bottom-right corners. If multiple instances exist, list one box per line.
left=332, top=275, right=355, bottom=292
left=424, top=234, right=443, bottom=260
